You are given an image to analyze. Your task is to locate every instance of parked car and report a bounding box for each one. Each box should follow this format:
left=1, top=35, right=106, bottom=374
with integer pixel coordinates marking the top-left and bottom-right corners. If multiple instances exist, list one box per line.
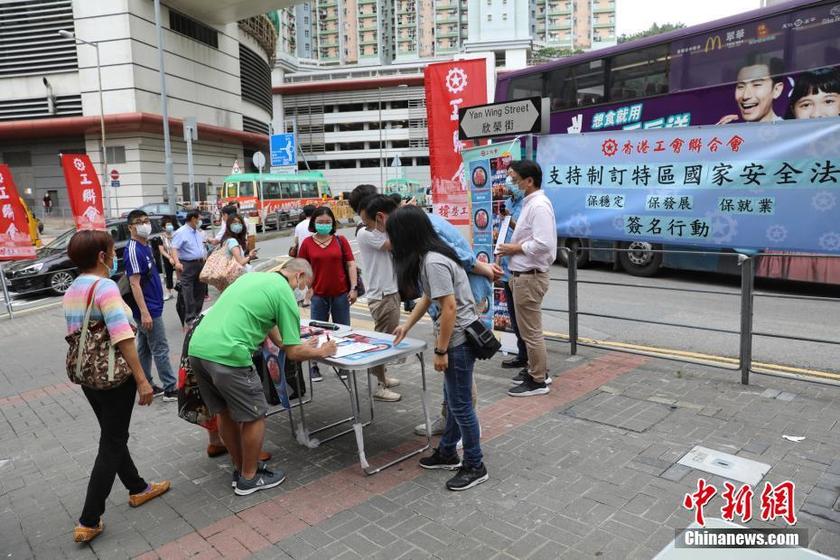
left=4, top=216, right=170, bottom=296
left=122, top=202, right=211, bottom=229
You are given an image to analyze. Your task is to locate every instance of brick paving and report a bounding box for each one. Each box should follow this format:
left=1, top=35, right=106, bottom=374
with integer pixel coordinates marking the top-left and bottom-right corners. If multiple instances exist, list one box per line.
left=2, top=302, right=840, bottom=559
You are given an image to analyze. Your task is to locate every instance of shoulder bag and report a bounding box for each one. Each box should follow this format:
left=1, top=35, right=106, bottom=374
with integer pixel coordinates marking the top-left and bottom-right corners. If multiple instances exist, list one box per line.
left=463, top=318, right=502, bottom=360
left=337, top=235, right=365, bottom=297
left=199, top=243, right=244, bottom=291
left=65, top=279, right=135, bottom=390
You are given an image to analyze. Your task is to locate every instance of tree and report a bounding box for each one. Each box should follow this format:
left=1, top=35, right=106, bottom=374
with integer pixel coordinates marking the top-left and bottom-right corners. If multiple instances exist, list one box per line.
left=618, top=22, right=686, bottom=44
left=531, top=47, right=584, bottom=64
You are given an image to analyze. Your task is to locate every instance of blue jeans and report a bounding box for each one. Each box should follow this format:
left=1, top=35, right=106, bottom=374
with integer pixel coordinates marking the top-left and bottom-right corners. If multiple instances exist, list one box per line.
left=439, top=343, right=483, bottom=468
left=311, top=293, right=351, bottom=326
left=137, top=315, right=176, bottom=391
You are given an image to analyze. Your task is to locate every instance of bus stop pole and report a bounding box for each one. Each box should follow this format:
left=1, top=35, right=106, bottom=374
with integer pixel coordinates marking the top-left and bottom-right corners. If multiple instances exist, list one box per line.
left=0, top=263, right=13, bottom=320
left=566, top=247, right=578, bottom=355
left=738, top=255, right=754, bottom=385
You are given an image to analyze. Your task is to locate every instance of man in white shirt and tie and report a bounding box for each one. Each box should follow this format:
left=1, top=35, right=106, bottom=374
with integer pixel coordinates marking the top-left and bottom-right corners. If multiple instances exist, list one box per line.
left=496, top=160, right=557, bottom=397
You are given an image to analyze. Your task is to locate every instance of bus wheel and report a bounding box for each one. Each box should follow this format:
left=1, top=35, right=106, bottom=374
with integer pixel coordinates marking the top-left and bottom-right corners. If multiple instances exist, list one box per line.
left=557, top=239, right=590, bottom=268
left=618, top=241, right=662, bottom=277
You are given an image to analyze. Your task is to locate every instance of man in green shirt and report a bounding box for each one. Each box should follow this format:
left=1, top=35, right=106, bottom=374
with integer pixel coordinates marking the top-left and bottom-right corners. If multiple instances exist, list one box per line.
left=189, top=258, right=336, bottom=496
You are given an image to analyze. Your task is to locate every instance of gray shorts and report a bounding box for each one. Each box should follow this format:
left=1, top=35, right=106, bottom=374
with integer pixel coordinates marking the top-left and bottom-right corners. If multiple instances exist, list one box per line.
left=189, top=357, right=268, bottom=423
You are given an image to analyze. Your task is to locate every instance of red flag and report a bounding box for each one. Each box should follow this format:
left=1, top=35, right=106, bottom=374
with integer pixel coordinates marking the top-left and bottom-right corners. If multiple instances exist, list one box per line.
left=0, top=165, right=36, bottom=261
left=424, top=59, right=487, bottom=226
left=60, top=154, right=105, bottom=231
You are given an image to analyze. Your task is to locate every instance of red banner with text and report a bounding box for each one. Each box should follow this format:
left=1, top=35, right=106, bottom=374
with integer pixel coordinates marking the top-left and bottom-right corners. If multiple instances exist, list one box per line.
left=0, top=165, right=36, bottom=260
left=61, top=154, right=105, bottom=231
left=424, top=59, right=487, bottom=226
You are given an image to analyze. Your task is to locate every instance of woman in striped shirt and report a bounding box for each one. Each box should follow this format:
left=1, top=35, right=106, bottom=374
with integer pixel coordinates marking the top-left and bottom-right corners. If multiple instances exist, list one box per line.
left=63, top=230, right=170, bottom=543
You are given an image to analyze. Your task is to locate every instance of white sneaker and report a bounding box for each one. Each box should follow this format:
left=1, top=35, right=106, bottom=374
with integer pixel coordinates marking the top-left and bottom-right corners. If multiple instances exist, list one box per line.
left=373, top=385, right=401, bottom=402
left=545, top=373, right=552, bottom=385
left=415, top=415, right=445, bottom=436
left=384, top=377, right=400, bottom=388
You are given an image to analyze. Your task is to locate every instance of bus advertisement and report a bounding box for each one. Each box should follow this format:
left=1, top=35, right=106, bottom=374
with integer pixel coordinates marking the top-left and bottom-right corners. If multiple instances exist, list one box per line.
left=220, top=171, right=332, bottom=229
left=494, top=0, right=840, bottom=283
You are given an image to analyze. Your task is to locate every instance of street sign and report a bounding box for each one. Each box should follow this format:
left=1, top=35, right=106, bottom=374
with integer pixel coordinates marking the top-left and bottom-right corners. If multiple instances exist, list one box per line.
left=458, top=97, right=547, bottom=140
left=110, top=169, right=119, bottom=181
left=270, top=133, right=297, bottom=167
left=110, top=180, right=120, bottom=188
left=252, top=151, right=266, bottom=171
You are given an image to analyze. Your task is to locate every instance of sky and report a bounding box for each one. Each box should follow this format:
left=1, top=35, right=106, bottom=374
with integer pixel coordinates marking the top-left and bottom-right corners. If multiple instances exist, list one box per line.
left=616, top=0, right=763, bottom=37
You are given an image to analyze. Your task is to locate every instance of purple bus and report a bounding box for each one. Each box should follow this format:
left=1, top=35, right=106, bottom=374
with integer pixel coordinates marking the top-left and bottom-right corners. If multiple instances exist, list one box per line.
left=496, top=0, right=840, bottom=283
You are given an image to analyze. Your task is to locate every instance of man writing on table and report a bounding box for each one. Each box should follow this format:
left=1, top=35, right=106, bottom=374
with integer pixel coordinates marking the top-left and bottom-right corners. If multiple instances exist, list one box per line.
left=188, top=258, right=337, bottom=495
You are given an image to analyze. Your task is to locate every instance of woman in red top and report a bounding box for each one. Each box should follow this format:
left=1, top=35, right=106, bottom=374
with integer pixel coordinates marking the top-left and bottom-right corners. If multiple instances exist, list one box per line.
left=298, top=206, right=358, bottom=328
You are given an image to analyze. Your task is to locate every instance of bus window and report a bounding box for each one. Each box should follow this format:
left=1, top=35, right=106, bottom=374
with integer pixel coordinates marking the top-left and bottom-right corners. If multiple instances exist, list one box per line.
left=239, top=181, right=254, bottom=197
left=509, top=73, right=545, bottom=99
left=300, top=181, right=318, bottom=198
left=282, top=182, right=301, bottom=199
left=548, top=61, right=605, bottom=111
left=263, top=181, right=281, bottom=199
left=225, top=182, right=238, bottom=198
left=318, top=182, right=332, bottom=198
left=609, top=45, right=670, bottom=102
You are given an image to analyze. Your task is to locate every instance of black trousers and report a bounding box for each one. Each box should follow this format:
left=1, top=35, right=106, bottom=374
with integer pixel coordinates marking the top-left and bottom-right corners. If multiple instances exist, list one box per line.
left=503, top=280, right=529, bottom=362
left=180, top=259, right=207, bottom=325
left=79, top=378, right=147, bottom=527
left=162, top=259, right=175, bottom=291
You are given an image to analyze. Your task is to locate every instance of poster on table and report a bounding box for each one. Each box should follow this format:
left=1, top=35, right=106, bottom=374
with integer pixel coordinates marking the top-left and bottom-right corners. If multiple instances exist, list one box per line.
left=0, top=165, right=36, bottom=260
left=536, top=118, right=840, bottom=254
left=424, top=59, right=487, bottom=234
left=60, top=154, right=105, bottom=231
left=461, top=142, right=521, bottom=348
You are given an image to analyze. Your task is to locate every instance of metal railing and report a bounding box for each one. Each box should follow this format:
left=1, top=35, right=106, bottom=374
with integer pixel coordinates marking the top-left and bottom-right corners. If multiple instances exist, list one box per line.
left=555, top=247, right=840, bottom=386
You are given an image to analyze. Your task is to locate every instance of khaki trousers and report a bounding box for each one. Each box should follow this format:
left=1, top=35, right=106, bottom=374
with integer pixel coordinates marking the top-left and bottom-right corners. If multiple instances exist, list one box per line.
left=510, top=271, right=550, bottom=382
left=368, top=292, right=401, bottom=385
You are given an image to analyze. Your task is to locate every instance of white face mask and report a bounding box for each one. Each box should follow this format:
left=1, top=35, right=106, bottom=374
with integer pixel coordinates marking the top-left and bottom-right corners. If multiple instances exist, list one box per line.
left=135, top=223, right=152, bottom=238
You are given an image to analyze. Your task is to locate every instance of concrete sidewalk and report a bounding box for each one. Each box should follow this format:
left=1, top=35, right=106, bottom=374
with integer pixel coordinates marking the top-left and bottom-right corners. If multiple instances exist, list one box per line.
left=2, top=310, right=840, bottom=559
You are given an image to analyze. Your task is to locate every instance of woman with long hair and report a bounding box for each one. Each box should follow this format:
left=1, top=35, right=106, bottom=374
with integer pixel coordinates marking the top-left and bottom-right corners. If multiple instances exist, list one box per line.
left=389, top=206, right=488, bottom=491
left=63, top=230, right=170, bottom=543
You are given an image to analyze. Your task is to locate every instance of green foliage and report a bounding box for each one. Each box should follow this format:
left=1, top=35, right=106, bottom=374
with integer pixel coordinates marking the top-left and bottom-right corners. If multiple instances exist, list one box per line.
left=532, top=47, right=584, bottom=64
left=617, top=22, right=686, bottom=44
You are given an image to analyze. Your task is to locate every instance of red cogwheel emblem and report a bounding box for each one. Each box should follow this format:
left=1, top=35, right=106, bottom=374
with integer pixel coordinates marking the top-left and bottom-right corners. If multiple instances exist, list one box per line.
left=601, top=138, right=618, bottom=157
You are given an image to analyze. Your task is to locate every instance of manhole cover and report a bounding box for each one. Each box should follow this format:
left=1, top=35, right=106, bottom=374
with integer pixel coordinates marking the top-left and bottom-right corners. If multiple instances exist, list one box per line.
left=677, top=446, right=770, bottom=486
left=563, top=393, right=672, bottom=432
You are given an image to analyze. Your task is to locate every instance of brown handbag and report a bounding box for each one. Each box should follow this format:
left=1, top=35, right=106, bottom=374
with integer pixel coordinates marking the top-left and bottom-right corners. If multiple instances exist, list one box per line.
left=199, top=244, right=244, bottom=291
left=65, top=280, right=135, bottom=390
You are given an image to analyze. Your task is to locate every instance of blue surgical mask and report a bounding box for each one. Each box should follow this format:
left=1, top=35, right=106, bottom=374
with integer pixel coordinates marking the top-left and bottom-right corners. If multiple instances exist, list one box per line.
left=165, top=224, right=174, bottom=233
left=108, top=255, right=118, bottom=276
left=230, top=223, right=244, bottom=234
left=506, top=176, right=524, bottom=202
left=315, top=223, right=333, bottom=235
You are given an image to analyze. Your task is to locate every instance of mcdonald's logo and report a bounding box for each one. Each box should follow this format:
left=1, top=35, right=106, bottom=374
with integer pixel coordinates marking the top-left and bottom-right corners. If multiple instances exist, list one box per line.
left=704, top=35, right=722, bottom=52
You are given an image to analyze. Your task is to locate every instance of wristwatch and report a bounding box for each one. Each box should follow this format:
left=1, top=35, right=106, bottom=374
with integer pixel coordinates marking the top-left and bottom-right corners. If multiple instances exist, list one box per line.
left=434, top=347, right=448, bottom=356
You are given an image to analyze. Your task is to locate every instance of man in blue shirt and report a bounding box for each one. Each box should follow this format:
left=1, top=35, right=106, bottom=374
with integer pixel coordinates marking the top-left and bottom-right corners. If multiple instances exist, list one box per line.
left=125, top=210, right=177, bottom=399
left=171, top=210, right=209, bottom=326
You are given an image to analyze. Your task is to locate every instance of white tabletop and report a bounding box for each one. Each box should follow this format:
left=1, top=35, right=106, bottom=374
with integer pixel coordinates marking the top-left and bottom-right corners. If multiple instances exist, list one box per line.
left=303, top=324, right=427, bottom=369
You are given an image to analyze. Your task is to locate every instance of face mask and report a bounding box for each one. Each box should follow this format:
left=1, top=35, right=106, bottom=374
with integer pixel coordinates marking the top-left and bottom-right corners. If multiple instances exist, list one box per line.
left=135, top=223, right=152, bottom=238
left=315, top=223, right=332, bottom=235
left=230, top=223, right=244, bottom=234
left=506, top=177, right=524, bottom=202
left=103, top=254, right=117, bottom=276
left=165, top=224, right=174, bottom=233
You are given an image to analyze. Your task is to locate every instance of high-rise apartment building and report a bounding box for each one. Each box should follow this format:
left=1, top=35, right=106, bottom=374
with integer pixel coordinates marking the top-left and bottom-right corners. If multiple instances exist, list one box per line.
left=276, top=0, right=615, bottom=67
left=533, top=0, right=616, bottom=51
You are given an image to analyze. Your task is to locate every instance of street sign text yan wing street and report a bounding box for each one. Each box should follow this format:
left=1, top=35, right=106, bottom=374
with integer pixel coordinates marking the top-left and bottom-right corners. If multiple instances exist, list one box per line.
left=458, top=97, right=547, bottom=141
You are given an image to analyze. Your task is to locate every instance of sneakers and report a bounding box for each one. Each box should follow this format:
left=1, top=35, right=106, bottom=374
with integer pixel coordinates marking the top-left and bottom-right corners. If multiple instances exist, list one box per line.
left=508, top=377, right=550, bottom=397
left=446, top=463, right=489, bottom=491
left=419, top=449, right=461, bottom=470
left=501, top=357, right=527, bottom=369
left=151, top=385, right=164, bottom=398
left=235, top=466, right=286, bottom=496
left=128, top=481, right=171, bottom=507
left=384, top=377, right=400, bottom=388
left=73, top=520, right=104, bottom=543
left=373, top=385, right=401, bottom=402
left=510, top=369, right=552, bottom=385
left=162, top=390, right=178, bottom=402
left=310, top=367, right=323, bottom=382
left=232, top=462, right=269, bottom=488
left=414, top=415, right=445, bottom=436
